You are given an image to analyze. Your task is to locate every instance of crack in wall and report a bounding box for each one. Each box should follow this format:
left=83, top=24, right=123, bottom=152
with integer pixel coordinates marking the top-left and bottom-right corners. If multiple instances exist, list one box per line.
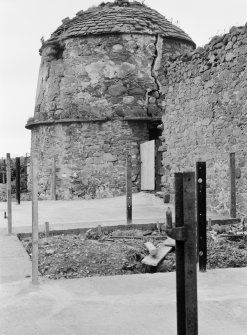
left=147, top=34, right=163, bottom=116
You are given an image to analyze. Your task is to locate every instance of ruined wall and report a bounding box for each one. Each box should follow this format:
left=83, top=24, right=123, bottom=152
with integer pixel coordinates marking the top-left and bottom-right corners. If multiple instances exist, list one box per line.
left=161, top=25, right=247, bottom=216
left=29, top=32, right=192, bottom=199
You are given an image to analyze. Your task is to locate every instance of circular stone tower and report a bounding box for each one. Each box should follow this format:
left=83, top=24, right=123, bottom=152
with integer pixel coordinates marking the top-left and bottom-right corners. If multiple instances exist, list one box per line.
left=26, top=0, right=195, bottom=200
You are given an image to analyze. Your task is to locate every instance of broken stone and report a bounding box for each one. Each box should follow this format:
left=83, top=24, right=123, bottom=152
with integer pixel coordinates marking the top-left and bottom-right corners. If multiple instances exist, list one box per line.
left=45, top=249, right=55, bottom=256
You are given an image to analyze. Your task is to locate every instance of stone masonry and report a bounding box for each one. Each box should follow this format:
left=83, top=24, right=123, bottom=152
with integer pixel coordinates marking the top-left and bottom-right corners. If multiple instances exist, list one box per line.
left=26, top=0, right=194, bottom=200
left=160, top=25, right=247, bottom=216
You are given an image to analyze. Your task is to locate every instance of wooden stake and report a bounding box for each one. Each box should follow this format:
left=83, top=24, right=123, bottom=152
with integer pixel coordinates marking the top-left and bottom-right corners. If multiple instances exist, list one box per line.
left=97, top=225, right=102, bottom=235
left=16, top=157, right=21, bottom=205
left=45, top=221, right=49, bottom=237
left=32, top=155, right=39, bottom=284
left=196, top=162, right=207, bottom=272
left=230, top=153, right=236, bottom=218
left=183, top=172, right=198, bottom=335
left=2, top=159, right=6, bottom=184
left=157, top=221, right=161, bottom=234
left=51, top=157, right=56, bottom=200
left=126, top=152, right=132, bottom=224
left=208, top=218, right=212, bottom=231
left=166, top=207, right=173, bottom=228
left=6, top=153, right=12, bottom=235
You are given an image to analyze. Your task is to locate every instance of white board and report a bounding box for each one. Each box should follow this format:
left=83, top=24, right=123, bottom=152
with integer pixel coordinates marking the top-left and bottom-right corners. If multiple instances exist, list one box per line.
left=140, top=140, right=155, bottom=190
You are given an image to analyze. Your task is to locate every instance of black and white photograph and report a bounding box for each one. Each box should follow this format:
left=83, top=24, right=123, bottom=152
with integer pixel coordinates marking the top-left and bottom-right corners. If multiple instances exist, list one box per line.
left=0, top=0, right=247, bottom=334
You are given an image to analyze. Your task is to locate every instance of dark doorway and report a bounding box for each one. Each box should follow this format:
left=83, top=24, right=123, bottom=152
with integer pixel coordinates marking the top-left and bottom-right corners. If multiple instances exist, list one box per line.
left=148, top=122, right=162, bottom=191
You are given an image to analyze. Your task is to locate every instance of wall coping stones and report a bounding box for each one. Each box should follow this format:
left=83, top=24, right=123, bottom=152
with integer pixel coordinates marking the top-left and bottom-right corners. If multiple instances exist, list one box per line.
left=164, top=24, right=247, bottom=66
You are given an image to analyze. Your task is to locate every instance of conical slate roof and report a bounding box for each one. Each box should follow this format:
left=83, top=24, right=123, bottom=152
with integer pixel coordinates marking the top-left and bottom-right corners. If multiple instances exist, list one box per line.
left=44, top=0, right=195, bottom=47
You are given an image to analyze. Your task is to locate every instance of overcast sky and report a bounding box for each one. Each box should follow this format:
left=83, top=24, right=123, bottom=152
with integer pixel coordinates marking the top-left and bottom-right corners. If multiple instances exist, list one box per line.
left=0, top=0, right=246, bottom=158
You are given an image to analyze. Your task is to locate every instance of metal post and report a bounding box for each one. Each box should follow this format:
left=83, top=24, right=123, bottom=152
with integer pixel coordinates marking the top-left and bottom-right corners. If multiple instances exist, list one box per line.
left=183, top=172, right=198, bottom=335
left=196, top=162, right=207, bottom=272
left=126, top=152, right=132, bottom=224
left=167, top=172, right=198, bottom=335
left=32, top=154, right=39, bottom=284
left=230, top=153, right=236, bottom=218
left=175, top=173, right=186, bottom=335
left=51, top=157, right=56, bottom=200
left=16, top=157, right=21, bottom=204
left=6, top=153, right=12, bottom=235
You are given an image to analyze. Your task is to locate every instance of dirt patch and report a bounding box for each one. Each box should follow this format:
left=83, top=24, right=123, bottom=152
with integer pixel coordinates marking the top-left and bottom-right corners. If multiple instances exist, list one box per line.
left=20, top=224, right=247, bottom=280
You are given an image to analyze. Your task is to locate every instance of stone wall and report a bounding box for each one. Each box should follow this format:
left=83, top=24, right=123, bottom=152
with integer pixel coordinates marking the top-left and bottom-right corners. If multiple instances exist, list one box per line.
left=31, top=120, right=148, bottom=199
left=161, top=25, right=247, bottom=216
left=29, top=32, right=193, bottom=200
left=32, top=34, right=193, bottom=123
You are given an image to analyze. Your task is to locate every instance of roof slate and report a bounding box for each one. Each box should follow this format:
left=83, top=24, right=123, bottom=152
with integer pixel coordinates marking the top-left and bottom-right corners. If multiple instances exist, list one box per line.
left=44, top=1, right=195, bottom=47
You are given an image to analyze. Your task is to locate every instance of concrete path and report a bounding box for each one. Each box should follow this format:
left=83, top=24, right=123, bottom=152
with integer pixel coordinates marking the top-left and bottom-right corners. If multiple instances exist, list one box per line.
left=0, top=192, right=229, bottom=234
left=0, top=193, right=169, bottom=233
left=0, top=232, right=31, bottom=284
left=0, top=268, right=247, bottom=335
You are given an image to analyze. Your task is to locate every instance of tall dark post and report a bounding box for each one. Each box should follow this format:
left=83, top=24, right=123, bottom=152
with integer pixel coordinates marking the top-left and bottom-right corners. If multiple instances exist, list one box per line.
left=196, top=162, right=206, bottom=272
left=126, top=152, right=132, bottom=224
left=230, top=153, right=236, bottom=218
left=16, top=157, right=21, bottom=204
left=6, top=153, right=12, bottom=235
left=175, top=173, right=186, bottom=335
left=167, top=172, right=198, bottom=335
left=183, top=172, right=198, bottom=335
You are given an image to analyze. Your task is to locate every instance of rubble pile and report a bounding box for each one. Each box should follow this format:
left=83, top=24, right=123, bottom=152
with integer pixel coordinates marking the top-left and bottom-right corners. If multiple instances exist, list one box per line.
left=20, top=222, right=247, bottom=280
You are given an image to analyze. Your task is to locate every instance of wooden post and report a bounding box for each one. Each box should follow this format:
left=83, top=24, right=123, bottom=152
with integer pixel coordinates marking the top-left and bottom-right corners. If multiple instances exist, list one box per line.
left=97, top=225, right=102, bottom=235
left=6, top=153, right=12, bottom=235
left=175, top=173, right=186, bottom=335
left=157, top=221, right=161, bottom=234
left=196, top=162, right=207, bottom=272
left=230, top=153, right=236, bottom=218
left=32, top=155, right=39, bottom=284
left=16, top=157, right=21, bottom=204
left=51, top=157, right=56, bottom=200
left=126, top=152, right=132, bottom=224
left=2, top=159, right=6, bottom=184
left=208, top=218, right=212, bottom=231
left=183, top=172, right=198, bottom=335
left=45, top=221, right=49, bottom=237
left=166, top=207, right=173, bottom=228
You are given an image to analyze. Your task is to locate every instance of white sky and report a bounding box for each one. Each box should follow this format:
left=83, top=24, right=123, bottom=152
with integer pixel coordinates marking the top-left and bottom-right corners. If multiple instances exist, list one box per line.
left=0, top=0, right=246, bottom=158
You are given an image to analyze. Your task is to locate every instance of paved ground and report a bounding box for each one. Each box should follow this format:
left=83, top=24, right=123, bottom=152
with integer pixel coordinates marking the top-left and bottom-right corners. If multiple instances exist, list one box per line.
left=1, top=268, right=247, bottom=335
left=0, top=192, right=228, bottom=234
left=0, top=193, right=246, bottom=334
left=0, top=193, right=169, bottom=233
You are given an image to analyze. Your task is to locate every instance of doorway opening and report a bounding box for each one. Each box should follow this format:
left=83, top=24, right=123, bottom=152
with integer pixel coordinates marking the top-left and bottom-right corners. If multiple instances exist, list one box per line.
left=148, top=121, right=162, bottom=191
left=140, top=121, right=163, bottom=192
